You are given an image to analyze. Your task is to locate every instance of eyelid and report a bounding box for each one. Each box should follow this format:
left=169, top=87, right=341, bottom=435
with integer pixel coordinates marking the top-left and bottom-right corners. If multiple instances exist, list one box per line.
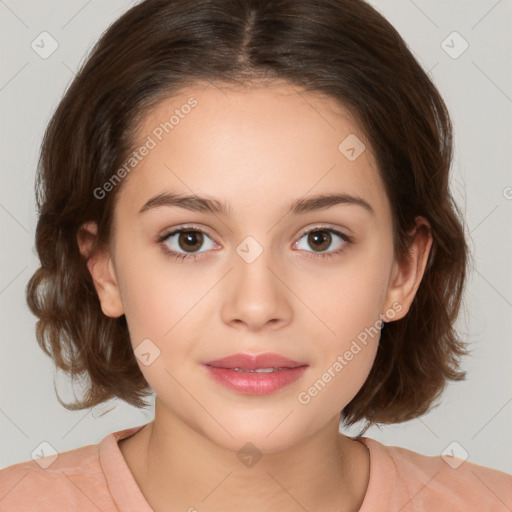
left=298, top=223, right=351, bottom=237
left=157, top=223, right=217, bottom=242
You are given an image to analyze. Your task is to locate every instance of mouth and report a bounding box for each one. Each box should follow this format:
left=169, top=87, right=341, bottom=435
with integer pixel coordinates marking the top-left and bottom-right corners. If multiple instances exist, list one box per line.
left=229, top=367, right=295, bottom=373
left=203, top=352, right=309, bottom=395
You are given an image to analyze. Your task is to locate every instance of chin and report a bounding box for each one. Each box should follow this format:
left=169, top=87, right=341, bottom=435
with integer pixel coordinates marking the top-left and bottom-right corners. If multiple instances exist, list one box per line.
left=198, top=411, right=316, bottom=455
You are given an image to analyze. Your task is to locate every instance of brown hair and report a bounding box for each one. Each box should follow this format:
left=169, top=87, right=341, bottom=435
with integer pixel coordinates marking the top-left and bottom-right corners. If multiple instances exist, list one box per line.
left=26, top=0, right=469, bottom=431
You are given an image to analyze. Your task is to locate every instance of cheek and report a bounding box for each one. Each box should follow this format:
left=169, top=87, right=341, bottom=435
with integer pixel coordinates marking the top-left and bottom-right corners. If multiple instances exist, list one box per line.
left=296, top=272, right=386, bottom=418
left=114, top=239, right=203, bottom=342
left=116, top=256, right=206, bottom=400
left=295, top=243, right=393, bottom=345
left=293, top=242, right=392, bottom=410
left=296, top=338, right=378, bottom=419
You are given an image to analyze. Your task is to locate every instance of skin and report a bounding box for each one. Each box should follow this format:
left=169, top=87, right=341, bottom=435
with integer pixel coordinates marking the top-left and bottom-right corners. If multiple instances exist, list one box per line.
left=77, top=80, right=432, bottom=512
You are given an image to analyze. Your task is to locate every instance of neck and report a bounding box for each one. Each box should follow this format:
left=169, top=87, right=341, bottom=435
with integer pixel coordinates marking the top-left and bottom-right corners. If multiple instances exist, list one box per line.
left=119, top=400, right=370, bottom=512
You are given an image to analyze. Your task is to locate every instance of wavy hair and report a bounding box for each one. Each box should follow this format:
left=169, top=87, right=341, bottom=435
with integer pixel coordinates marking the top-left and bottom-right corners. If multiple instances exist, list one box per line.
left=26, top=0, right=469, bottom=431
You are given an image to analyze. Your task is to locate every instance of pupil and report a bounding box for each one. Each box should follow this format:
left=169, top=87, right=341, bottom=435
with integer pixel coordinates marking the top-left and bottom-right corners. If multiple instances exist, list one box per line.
left=179, top=231, right=203, bottom=252
left=309, top=231, right=330, bottom=251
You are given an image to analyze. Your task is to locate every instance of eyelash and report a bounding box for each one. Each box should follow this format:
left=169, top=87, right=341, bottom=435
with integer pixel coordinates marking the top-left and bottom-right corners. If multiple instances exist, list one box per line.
left=156, top=225, right=352, bottom=263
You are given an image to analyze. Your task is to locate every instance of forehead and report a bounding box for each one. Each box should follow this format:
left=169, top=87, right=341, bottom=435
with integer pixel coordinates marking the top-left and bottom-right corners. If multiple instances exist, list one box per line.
left=117, top=81, right=388, bottom=219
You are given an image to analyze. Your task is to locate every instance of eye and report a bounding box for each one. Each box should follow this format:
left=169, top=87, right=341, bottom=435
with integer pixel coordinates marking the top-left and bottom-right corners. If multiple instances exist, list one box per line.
left=157, top=225, right=352, bottom=263
left=157, top=226, right=216, bottom=262
left=294, top=227, right=351, bottom=260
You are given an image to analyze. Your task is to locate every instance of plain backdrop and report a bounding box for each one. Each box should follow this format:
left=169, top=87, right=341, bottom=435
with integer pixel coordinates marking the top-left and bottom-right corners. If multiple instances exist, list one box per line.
left=1, top=0, right=511, bottom=474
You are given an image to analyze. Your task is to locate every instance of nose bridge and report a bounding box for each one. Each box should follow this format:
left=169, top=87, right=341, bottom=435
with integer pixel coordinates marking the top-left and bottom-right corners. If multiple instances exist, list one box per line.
left=233, top=232, right=282, bottom=298
left=220, top=232, right=293, bottom=329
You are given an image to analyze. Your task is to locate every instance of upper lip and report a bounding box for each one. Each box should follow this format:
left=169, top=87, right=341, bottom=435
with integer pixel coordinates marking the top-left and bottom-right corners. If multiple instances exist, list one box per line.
left=203, top=353, right=308, bottom=370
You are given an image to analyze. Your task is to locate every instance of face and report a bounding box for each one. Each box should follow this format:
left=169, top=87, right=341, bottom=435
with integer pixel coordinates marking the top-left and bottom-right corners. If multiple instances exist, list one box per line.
left=81, top=81, right=427, bottom=453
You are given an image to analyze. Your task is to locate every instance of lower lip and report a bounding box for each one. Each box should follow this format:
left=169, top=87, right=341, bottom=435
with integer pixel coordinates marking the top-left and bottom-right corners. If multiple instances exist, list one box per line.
left=203, top=365, right=308, bottom=395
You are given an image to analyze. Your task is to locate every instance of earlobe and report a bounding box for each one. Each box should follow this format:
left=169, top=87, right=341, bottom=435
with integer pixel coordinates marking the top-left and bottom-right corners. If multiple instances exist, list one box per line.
left=77, top=222, right=124, bottom=318
left=382, top=216, right=433, bottom=322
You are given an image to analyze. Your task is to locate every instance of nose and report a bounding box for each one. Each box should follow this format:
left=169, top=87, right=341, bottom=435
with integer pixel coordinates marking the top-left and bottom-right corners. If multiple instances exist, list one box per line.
left=220, top=243, right=293, bottom=332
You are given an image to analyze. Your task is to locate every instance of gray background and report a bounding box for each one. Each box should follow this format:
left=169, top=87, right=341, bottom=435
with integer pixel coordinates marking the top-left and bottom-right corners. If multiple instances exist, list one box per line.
left=1, top=0, right=511, bottom=474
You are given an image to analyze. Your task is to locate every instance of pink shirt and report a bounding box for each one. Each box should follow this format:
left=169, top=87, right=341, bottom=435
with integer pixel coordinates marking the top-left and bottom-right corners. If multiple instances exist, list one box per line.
left=1, top=423, right=511, bottom=511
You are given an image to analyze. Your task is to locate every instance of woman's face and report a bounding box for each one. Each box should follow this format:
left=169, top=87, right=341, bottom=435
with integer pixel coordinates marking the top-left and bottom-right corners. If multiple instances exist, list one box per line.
left=88, top=81, right=416, bottom=452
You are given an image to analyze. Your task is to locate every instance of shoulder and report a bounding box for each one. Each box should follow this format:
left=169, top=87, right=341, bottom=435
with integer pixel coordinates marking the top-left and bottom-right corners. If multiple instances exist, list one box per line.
left=360, top=437, right=512, bottom=512
left=0, top=442, right=109, bottom=511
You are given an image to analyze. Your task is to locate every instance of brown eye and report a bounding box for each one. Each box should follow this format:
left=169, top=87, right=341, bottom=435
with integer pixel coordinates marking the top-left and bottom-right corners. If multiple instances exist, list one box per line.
left=294, top=227, right=351, bottom=260
left=177, top=231, right=204, bottom=252
left=159, top=227, right=216, bottom=256
left=307, top=230, right=332, bottom=252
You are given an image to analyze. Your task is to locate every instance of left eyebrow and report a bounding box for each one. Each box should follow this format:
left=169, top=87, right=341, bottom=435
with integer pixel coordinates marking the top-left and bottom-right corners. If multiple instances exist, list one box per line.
left=138, top=191, right=374, bottom=216
left=289, top=193, right=374, bottom=215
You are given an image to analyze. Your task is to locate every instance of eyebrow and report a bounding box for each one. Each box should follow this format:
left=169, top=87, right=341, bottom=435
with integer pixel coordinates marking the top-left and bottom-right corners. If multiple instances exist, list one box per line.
left=138, top=191, right=374, bottom=216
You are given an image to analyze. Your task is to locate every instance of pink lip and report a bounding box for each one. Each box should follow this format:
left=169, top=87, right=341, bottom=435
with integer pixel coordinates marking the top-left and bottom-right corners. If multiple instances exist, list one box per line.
left=203, top=352, right=308, bottom=396
left=204, top=352, right=306, bottom=370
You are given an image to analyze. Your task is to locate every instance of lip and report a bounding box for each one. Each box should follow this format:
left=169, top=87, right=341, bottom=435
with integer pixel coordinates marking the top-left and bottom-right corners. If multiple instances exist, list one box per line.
left=203, top=352, right=309, bottom=396
left=204, top=352, right=307, bottom=370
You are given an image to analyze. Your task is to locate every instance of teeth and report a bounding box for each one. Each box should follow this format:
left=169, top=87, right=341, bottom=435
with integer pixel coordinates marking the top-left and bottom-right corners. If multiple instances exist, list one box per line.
left=232, top=367, right=284, bottom=373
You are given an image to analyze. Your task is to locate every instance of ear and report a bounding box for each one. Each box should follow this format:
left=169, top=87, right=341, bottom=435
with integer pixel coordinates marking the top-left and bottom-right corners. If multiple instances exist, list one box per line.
left=382, top=216, right=433, bottom=322
left=76, top=221, right=124, bottom=318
